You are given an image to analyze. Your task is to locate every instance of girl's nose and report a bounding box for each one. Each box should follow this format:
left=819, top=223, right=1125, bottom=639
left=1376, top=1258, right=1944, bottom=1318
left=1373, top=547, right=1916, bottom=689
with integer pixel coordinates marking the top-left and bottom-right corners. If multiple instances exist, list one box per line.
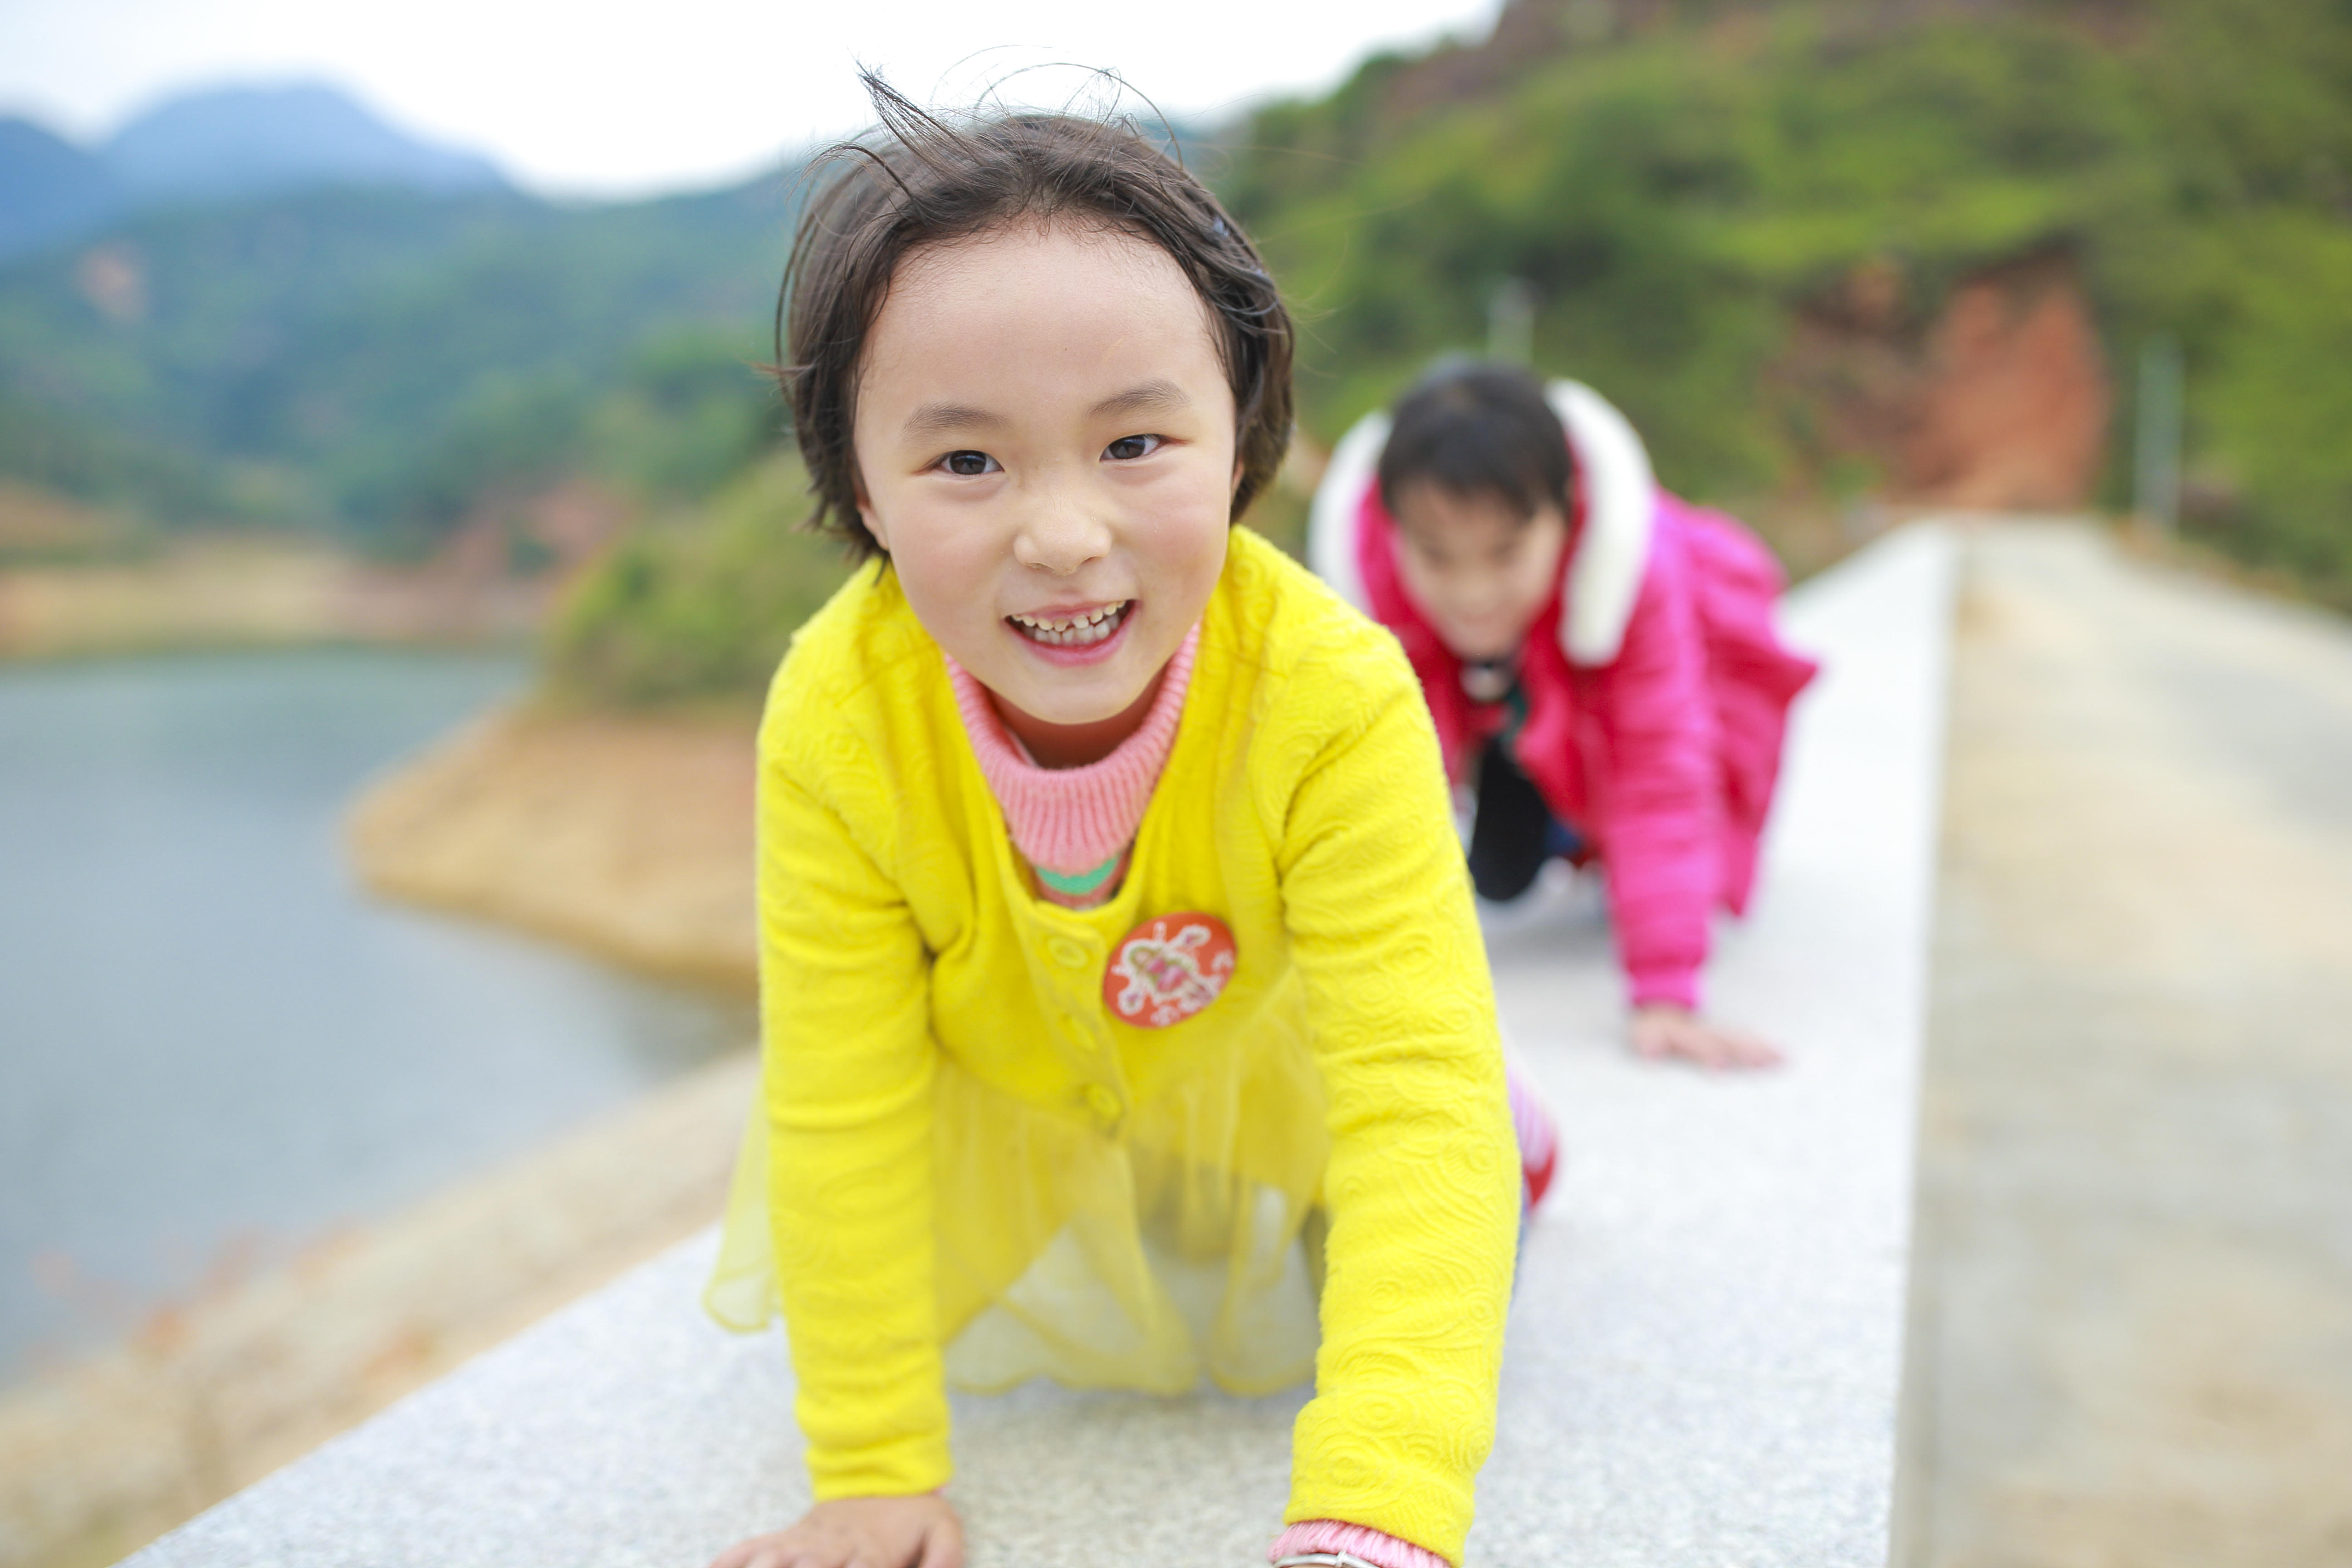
left=1013, top=493, right=1112, bottom=575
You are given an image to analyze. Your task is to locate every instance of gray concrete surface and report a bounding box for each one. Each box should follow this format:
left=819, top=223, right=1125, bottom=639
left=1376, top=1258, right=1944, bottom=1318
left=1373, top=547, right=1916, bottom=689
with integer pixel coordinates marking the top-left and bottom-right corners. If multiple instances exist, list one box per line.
left=122, top=526, right=1959, bottom=1568
left=1895, top=522, right=2352, bottom=1568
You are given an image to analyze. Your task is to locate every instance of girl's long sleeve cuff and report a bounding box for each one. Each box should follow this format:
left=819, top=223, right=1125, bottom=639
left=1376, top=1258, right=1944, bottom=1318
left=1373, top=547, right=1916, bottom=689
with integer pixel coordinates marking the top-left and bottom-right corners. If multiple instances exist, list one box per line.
left=1271, top=1520, right=1453, bottom=1568
left=1627, top=958, right=1701, bottom=1011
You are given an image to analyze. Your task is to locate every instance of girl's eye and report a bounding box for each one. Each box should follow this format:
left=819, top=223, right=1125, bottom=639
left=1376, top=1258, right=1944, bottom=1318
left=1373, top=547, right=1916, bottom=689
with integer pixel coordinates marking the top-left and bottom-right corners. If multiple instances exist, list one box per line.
left=942, top=451, right=999, bottom=477
left=1104, top=434, right=1163, bottom=461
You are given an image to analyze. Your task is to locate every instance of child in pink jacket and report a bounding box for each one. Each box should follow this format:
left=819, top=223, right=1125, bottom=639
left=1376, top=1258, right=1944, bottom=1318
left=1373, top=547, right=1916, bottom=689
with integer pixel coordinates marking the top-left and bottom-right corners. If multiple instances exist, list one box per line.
left=1310, top=363, right=1817, bottom=1069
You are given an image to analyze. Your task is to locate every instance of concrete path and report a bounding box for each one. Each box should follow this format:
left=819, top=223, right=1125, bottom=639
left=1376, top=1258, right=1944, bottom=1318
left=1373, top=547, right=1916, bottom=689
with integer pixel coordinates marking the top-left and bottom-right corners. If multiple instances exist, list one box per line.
left=122, top=526, right=1959, bottom=1568
left=1896, top=522, right=2352, bottom=1568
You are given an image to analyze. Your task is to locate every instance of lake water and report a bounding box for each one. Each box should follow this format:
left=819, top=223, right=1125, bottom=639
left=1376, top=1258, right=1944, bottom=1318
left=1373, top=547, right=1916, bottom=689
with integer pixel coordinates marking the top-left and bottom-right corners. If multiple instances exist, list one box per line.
left=0, top=650, right=754, bottom=1382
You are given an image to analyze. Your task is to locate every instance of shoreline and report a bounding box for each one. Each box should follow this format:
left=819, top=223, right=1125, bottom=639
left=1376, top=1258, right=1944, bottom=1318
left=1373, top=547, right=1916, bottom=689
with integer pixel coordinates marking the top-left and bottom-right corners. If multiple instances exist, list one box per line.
left=0, top=540, right=550, bottom=664
left=344, top=705, right=761, bottom=992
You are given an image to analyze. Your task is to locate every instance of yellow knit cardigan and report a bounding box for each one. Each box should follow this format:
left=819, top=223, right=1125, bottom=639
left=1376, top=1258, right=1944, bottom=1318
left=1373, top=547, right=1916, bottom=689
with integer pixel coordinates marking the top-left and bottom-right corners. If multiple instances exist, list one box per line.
left=706, top=527, right=1519, bottom=1563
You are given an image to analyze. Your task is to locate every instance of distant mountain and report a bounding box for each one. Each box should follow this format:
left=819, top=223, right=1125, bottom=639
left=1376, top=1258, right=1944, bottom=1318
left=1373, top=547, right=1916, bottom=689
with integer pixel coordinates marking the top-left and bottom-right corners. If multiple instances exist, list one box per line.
left=0, top=83, right=508, bottom=261
left=104, top=83, right=505, bottom=205
left=0, top=119, right=123, bottom=260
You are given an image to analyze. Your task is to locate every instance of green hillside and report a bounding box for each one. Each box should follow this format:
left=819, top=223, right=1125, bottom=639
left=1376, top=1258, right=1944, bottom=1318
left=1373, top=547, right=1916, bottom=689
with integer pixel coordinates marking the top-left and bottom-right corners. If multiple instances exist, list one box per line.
left=544, top=0, right=2350, bottom=710
left=1217, top=0, right=2352, bottom=583
left=6, top=0, right=2347, bottom=703
left=540, top=451, right=854, bottom=711
left=0, top=176, right=793, bottom=553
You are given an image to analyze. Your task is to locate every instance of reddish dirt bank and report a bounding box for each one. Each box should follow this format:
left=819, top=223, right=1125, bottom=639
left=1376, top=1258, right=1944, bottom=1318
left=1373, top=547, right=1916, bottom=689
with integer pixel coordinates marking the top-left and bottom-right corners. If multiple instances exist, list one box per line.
left=1777, top=249, right=2112, bottom=514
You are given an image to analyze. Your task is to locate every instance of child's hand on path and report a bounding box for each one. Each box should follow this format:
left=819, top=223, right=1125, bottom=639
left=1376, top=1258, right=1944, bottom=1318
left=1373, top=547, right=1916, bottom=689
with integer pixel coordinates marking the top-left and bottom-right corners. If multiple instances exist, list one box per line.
left=1630, top=1003, right=1784, bottom=1071
left=708, top=1494, right=964, bottom=1568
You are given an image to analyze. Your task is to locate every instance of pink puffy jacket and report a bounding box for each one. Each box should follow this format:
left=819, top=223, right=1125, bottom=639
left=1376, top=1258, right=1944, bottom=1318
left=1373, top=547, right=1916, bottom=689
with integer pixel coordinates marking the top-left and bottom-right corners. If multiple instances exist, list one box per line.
left=1309, top=382, right=1818, bottom=1010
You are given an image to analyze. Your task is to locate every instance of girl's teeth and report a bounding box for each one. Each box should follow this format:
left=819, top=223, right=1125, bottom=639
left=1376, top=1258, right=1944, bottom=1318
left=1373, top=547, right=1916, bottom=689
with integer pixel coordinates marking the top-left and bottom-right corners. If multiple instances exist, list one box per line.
left=1013, top=603, right=1127, bottom=647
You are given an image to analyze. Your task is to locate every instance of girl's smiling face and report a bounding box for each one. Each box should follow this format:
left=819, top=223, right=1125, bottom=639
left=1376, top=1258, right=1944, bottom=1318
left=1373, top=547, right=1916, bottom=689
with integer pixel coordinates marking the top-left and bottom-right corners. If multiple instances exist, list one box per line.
left=853, top=222, right=1237, bottom=765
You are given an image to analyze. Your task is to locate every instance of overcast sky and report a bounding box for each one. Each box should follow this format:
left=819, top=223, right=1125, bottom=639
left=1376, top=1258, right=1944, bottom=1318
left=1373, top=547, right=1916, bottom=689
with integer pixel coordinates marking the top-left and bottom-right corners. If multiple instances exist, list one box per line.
left=0, top=0, right=1504, bottom=197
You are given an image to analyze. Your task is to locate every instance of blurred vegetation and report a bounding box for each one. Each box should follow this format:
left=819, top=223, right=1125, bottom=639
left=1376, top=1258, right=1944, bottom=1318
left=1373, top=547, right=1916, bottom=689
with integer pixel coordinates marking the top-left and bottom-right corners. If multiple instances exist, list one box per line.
left=541, top=454, right=854, bottom=711
left=1216, top=0, right=2352, bottom=599
left=0, top=181, right=790, bottom=553
left=552, top=0, right=2352, bottom=707
left=5, top=0, right=2348, bottom=703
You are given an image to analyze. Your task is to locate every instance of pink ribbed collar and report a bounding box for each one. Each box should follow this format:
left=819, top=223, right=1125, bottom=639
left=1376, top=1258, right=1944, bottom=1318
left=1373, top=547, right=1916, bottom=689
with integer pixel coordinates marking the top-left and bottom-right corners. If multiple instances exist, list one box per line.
left=945, top=625, right=1200, bottom=878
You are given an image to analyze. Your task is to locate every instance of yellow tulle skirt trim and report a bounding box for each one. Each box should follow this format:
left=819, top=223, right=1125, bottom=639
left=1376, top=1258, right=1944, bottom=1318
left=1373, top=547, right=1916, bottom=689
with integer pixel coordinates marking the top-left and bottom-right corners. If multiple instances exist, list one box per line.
left=706, top=1020, right=1332, bottom=1397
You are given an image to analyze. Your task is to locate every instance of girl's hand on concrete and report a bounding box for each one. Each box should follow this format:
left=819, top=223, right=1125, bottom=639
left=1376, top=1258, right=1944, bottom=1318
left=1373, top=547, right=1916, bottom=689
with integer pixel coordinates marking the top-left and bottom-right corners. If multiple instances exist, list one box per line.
left=708, top=1494, right=964, bottom=1568
left=1630, top=1003, right=1784, bottom=1071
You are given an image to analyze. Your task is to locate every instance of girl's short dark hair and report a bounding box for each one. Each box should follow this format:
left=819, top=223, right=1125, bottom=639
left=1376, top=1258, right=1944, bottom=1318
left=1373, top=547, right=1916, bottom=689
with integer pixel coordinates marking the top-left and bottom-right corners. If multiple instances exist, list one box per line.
left=1377, top=361, right=1575, bottom=526
left=779, top=76, right=1295, bottom=560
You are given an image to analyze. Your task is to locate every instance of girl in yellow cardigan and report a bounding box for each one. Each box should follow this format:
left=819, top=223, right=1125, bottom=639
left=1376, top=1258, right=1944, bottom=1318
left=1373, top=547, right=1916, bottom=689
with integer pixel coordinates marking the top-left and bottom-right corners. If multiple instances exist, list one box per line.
left=704, top=81, right=1547, bottom=1568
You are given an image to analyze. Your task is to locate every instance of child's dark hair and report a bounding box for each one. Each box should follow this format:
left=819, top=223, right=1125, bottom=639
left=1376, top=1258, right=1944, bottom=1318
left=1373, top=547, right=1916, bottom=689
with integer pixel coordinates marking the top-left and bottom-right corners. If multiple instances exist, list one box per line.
left=1377, top=361, right=1575, bottom=525
left=779, top=75, right=1295, bottom=561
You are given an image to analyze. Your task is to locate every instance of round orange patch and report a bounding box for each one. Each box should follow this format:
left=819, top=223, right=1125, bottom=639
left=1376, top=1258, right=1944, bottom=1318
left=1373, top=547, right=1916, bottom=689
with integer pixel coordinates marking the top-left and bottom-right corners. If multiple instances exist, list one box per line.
left=1103, top=911, right=1237, bottom=1028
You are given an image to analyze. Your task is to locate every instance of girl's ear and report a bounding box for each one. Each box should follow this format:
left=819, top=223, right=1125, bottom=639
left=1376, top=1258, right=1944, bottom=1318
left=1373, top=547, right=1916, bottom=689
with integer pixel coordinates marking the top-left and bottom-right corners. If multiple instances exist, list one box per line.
left=853, top=466, right=891, bottom=554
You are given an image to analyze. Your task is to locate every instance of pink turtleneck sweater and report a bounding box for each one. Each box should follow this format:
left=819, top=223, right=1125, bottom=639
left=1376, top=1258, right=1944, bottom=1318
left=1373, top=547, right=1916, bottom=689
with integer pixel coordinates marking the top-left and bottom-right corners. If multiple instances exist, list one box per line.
left=945, top=627, right=1465, bottom=1568
left=946, top=627, right=1199, bottom=909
